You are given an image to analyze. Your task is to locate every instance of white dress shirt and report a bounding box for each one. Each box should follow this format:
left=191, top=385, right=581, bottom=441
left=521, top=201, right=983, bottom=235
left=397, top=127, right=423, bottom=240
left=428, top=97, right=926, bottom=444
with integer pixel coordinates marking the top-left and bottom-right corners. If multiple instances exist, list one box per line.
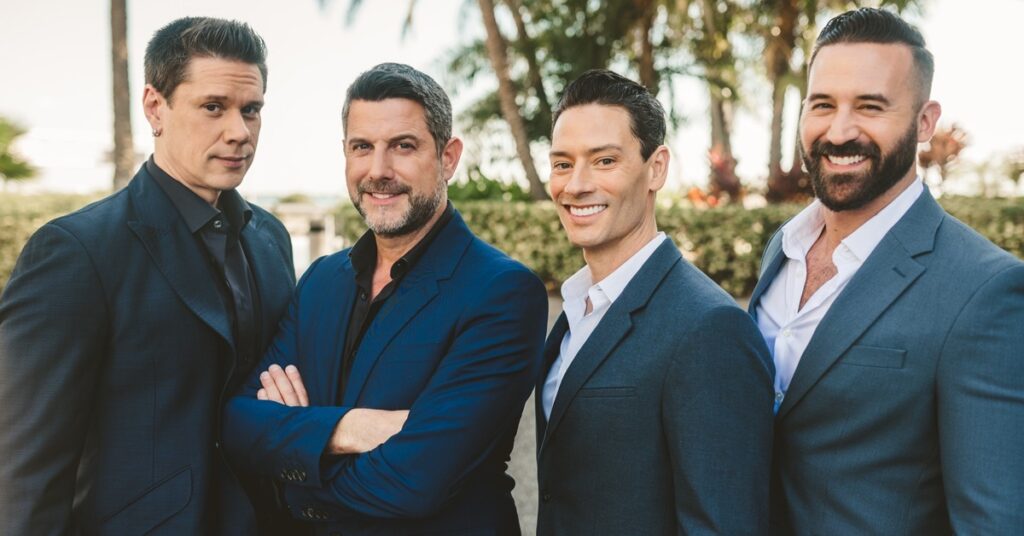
left=756, top=178, right=923, bottom=411
left=542, top=232, right=667, bottom=419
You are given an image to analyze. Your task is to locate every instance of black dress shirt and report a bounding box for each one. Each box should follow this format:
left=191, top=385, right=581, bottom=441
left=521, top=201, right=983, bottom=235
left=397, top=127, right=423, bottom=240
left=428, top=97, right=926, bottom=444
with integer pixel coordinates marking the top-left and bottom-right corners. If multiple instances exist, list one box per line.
left=147, top=158, right=261, bottom=370
left=339, top=202, right=454, bottom=401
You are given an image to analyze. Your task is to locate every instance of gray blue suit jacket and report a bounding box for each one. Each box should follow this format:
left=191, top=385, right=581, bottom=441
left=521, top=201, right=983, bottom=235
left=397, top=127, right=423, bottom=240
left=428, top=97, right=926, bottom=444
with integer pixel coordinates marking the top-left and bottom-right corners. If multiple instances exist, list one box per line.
left=749, top=189, right=1024, bottom=534
left=536, top=238, right=774, bottom=535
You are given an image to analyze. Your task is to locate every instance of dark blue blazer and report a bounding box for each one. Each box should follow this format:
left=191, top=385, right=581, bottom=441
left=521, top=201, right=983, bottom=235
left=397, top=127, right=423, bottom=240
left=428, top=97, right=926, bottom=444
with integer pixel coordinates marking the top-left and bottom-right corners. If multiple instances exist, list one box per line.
left=0, top=165, right=296, bottom=535
left=223, top=210, right=548, bottom=535
left=750, top=189, right=1024, bottom=534
left=535, top=239, right=774, bottom=535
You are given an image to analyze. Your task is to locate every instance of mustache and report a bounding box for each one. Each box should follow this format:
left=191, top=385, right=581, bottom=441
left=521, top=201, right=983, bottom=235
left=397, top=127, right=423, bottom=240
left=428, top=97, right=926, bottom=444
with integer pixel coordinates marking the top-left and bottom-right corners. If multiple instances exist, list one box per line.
left=357, top=179, right=410, bottom=196
left=809, top=139, right=881, bottom=160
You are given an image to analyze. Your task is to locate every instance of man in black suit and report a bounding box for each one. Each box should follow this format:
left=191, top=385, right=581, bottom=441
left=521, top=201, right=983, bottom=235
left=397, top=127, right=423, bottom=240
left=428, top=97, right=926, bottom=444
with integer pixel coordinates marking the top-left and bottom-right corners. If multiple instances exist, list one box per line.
left=535, top=70, right=773, bottom=535
left=0, top=17, right=295, bottom=534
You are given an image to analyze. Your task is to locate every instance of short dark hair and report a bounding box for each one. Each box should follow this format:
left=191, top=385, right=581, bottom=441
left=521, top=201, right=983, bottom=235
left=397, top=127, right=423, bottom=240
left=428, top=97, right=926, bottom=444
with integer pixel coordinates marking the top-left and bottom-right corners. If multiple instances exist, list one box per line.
left=342, top=63, right=453, bottom=157
left=811, top=8, right=934, bottom=103
left=144, top=17, right=268, bottom=101
left=553, top=69, right=666, bottom=161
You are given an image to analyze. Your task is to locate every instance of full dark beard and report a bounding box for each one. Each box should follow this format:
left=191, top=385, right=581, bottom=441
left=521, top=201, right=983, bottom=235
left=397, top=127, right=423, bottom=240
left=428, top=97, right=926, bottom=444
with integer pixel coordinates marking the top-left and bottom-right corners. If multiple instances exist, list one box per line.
left=802, top=123, right=919, bottom=212
left=353, top=178, right=445, bottom=237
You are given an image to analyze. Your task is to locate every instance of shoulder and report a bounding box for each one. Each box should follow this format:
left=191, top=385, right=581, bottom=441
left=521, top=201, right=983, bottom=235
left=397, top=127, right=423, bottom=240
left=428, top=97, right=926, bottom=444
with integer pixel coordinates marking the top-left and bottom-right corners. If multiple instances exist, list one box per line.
left=46, top=189, right=131, bottom=241
left=930, top=211, right=1023, bottom=284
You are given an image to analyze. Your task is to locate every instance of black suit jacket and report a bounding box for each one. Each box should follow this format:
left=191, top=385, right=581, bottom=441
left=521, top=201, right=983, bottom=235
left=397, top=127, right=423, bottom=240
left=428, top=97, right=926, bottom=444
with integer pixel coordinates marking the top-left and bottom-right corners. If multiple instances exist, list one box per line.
left=535, top=239, right=774, bottom=535
left=0, top=164, right=295, bottom=535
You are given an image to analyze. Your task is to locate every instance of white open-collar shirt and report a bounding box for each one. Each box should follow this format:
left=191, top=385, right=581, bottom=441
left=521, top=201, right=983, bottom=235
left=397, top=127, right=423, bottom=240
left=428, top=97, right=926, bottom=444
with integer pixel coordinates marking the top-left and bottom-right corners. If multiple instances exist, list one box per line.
left=756, top=178, right=923, bottom=411
left=542, top=233, right=667, bottom=420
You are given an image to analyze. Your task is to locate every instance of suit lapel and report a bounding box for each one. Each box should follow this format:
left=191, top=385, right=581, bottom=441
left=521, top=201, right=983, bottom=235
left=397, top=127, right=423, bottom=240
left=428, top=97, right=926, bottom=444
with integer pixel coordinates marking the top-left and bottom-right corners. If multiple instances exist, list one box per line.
left=126, top=167, right=234, bottom=349
left=777, top=190, right=943, bottom=418
left=240, top=212, right=295, bottom=352
left=539, top=240, right=681, bottom=455
left=748, top=231, right=786, bottom=318
left=535, top=313, right=568, bottom=451
left=342, top=212, right=473, bottom=406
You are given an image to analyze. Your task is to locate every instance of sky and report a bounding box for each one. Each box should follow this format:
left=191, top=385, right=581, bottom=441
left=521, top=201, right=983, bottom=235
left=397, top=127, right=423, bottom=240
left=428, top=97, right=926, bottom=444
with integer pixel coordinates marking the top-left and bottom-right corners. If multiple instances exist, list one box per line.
left=1, top=0, right=1022, bottom=198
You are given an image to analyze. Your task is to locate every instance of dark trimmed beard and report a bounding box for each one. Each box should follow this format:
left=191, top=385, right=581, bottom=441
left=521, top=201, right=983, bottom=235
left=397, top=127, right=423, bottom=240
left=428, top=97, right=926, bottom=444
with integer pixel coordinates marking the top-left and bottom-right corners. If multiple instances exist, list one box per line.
left=802, top=122, right=919, bottom=212
left=353, top=177, right=446, bottom=238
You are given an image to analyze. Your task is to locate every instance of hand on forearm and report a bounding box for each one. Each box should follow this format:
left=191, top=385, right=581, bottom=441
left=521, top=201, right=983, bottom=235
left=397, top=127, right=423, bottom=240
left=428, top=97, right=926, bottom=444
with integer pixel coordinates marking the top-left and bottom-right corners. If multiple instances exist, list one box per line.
left=257, top=364, right=309, bottom=407
left=328, top=408, right=409, bottom=455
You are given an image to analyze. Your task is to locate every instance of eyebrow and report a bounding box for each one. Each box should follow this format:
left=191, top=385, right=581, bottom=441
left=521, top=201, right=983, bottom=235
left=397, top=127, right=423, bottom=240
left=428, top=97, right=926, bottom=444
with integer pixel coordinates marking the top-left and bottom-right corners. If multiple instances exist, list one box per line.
left=806, top=92, right=891, bottom=106
left=346, top=133, right=423, bottom=146
left=550, top=144, right=624, bottom=158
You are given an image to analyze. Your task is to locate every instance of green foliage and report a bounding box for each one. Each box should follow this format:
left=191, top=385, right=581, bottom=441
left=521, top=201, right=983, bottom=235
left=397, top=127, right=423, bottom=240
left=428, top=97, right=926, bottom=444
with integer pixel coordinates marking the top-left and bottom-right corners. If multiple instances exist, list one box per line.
left=0, top=117, right=36, bottom=184
left=0, top=194, right=97, bottom=288
left=448, top=167, right=532, bottom=202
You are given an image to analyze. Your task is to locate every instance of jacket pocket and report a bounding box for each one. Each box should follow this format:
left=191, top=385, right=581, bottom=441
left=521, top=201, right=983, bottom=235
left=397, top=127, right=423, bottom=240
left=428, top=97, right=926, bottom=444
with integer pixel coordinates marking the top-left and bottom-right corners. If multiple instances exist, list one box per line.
left=838, top=345, right=906, bottom=369
left=577, top=386, right=637, bottom=398
left=97, top=466, right=192, bottom=535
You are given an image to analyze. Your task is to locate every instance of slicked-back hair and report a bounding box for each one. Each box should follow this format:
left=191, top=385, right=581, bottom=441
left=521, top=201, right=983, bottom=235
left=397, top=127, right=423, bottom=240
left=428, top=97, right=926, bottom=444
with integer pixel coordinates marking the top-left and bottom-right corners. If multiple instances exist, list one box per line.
left=811, top=8, right=934, bottom=104
left=144, top=17, right=268, bottom=101
left=553, top=69, right=666, bottom=161
left=342, top=63, right=453, bottom=158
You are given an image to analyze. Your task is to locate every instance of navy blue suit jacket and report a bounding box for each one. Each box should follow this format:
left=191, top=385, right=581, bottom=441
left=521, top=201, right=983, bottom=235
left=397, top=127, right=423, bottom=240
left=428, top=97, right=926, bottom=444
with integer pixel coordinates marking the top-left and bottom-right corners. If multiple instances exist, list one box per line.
left=535, top=239, right=774, bottom=535
left=0, top=165, right=296, bottom=535
left=223, top=210, right=548, bottom=534
left=750, top=189, right=1024, bottom=534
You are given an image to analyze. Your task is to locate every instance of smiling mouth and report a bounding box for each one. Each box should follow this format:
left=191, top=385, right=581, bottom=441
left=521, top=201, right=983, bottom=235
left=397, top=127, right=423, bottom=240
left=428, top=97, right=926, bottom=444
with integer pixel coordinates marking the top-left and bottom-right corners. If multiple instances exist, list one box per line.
left=826, top=154, right=867, bottom=166
left=567, top=204, right=607, bottom=217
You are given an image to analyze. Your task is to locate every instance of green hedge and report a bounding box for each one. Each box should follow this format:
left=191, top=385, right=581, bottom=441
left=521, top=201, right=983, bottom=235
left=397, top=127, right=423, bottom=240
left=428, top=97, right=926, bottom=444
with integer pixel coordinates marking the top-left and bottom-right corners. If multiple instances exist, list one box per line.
left=338, top=196, right=1024, bottom=297
left=2, top=193, right=1022, bottom=296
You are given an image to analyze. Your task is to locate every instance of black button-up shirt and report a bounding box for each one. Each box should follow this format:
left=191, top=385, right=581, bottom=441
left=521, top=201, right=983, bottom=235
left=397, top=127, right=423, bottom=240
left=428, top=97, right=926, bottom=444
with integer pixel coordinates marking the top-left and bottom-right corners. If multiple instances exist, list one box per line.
left=147, top=158, right=261, bottom=370
left=339, top=202, right=454, bottom=401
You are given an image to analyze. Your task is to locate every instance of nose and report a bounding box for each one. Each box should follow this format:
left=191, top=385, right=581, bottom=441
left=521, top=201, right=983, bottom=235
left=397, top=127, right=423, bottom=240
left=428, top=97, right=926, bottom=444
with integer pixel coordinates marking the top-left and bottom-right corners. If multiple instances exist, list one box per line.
left=560, top=164, right=594, bottom=199
left=223, top=111, right=251, bottom=145
left=367, top=146, right=394, bottom=180
left=824, top=107, right=861, bottom=146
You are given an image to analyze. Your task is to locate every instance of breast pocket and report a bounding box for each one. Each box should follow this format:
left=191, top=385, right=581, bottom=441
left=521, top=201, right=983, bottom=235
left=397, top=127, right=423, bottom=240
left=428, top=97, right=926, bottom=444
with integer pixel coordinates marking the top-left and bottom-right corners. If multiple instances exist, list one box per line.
left=838, top=345, right=906, bottom=369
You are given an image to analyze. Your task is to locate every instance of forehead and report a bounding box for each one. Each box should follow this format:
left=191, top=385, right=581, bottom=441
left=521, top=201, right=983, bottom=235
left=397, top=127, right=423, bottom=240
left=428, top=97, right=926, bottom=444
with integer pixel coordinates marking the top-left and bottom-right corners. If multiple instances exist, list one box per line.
left=551, top=104, right=636, bottom=151
left=178, top=56, right=264, bottom=96
left=808, top=42, right=916, bottom=99
left=345, top=98, right=430, bottom=138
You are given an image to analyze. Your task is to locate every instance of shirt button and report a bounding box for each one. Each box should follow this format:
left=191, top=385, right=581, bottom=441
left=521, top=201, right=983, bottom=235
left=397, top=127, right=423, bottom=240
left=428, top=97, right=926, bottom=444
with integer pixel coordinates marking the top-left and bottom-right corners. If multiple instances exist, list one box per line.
left=782, top=328, right=792, bottom=338
left=775, top=392, right=784, bottom=403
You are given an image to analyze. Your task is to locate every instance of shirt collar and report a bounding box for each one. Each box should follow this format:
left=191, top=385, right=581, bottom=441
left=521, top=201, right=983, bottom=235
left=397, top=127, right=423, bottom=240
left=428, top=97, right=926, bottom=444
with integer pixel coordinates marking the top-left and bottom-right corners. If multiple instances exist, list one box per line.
left=560, top=232, right=667, bottom=311
left=147, top=156, right=252, bottom=234
left=781, top=177, right=924, bottom=263
left=349, top=201, right=454, bottom=284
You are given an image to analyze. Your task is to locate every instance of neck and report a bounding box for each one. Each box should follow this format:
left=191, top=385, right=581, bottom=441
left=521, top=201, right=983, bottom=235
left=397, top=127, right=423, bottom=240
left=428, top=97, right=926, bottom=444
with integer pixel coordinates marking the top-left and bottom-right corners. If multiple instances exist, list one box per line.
left=583, top=221, right=658, bottom=283
left=373, top=203, right=446, bottom=271
left=153, top=151, right=220, bottom=205
left=820, top=171, right=917, bottom=250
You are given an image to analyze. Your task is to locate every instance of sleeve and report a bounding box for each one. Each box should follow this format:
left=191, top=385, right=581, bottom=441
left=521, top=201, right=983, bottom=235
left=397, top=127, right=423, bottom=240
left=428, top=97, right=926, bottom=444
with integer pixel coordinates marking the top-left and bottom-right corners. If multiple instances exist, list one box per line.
left=222, top=256, right=351, bottom=484
left=937, top=263, right=1024, bottom=533
left=282, top=268, right=548, bottom=519
left=662, top=305, right=773, bottom=535
left=0, top=223, right=109, bottom=534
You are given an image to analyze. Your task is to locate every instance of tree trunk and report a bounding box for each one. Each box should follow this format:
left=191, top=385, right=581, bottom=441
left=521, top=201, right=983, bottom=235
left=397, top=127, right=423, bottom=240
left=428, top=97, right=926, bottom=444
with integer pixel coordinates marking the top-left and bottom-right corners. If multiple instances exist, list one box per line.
left=478, top=0, right=547, bottom=201
left=111, top=0, right=134, bottom=191
left=765, top=0, right=802, bottom=202
left=505, top=0, right=552, bottom=130
left=636, top=1, right=658, bottom=95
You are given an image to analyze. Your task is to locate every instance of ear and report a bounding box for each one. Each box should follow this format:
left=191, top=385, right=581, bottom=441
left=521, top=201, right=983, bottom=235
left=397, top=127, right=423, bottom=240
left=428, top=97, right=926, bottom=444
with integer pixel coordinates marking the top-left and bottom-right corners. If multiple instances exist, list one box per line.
left=440, top=136, right=464, bottom=182
left=142, top=84, right=166, bottom=133
left=916, top=100, right=942, bottom=142
left=647, top=145, right=670, bottom=193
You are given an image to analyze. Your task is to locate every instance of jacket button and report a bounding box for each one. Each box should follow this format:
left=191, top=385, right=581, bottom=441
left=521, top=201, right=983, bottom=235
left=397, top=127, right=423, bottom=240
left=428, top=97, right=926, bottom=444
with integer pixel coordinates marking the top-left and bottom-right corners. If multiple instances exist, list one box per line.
left=213, top=441, right=221, bottom=449
left=542, top=492, right=551, bottom=502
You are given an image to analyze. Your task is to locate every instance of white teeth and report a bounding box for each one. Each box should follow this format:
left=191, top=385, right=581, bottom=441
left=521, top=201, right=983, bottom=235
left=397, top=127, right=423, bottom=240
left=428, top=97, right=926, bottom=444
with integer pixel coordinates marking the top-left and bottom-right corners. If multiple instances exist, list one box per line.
left=370, top=193, right=395, bottom=199
left=569, top=205, right=607, bottom=216
left=827, top=155, right=867, bottom=166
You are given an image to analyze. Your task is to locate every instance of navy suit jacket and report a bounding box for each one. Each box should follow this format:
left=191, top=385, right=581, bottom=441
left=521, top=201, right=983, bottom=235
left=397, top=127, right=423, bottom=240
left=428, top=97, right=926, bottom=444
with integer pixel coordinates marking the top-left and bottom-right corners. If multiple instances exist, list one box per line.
left=223, top=210, right=548, bottom=535
left=535, top=239, right=774, bottom=535
left=0, top=165, right=296, bottom=535
left=750, top=189, right=1024, bottom=534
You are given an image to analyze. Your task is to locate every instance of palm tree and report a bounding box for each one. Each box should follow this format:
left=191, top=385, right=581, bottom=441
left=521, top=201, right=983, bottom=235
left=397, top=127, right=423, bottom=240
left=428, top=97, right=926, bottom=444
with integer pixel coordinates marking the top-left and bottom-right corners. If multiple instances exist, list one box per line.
left=111, top=0, right=134, bottom=190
